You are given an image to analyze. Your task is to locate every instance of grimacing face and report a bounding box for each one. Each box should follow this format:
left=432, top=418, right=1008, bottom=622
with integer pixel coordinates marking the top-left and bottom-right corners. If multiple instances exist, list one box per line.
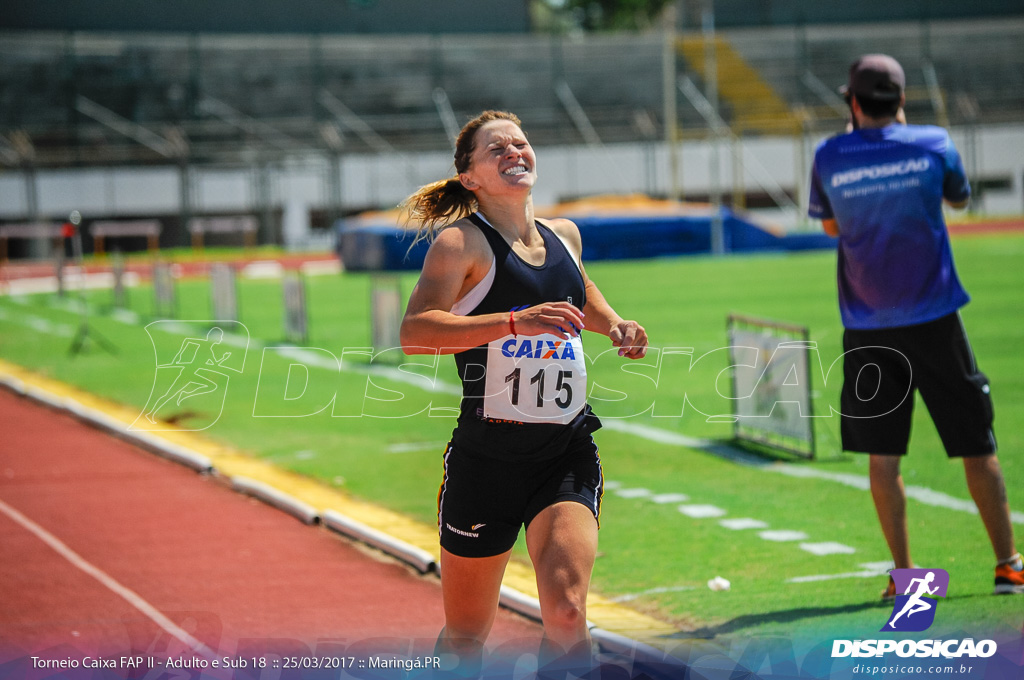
left=459, top=120, right=537, bottom=195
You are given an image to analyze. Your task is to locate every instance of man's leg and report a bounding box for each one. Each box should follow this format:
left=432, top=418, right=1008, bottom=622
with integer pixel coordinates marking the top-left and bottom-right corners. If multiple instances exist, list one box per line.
left=869, top=454, right=912, bottom=570
left=963, top=454, right=1017, bottom=561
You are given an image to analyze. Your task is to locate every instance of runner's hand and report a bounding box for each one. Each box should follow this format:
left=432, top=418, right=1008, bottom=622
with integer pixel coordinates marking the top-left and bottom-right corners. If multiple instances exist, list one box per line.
left=513, top=302, right=585, bottom=339
left=609, top=320, right=648, bottom=359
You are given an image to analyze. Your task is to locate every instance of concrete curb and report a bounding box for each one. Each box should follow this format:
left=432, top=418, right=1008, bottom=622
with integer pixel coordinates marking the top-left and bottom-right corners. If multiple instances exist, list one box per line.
left=589, top=627, right=678, bottom=665
left=231, top=476, right=321, bottom=525
left=321, top=509, right=436, bottom=574
left=498, top=585, right=543, bottom=623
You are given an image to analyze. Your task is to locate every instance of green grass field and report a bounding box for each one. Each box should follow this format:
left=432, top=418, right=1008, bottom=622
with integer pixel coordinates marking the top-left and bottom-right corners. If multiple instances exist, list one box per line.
left=1, top=233, right=1022, bottom=646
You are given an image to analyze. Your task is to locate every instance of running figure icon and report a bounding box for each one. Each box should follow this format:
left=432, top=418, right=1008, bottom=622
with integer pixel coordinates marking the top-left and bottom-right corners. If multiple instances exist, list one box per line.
left=887, top=571, right=939, bottom=628
left=144, top=327, right=233, bottom=424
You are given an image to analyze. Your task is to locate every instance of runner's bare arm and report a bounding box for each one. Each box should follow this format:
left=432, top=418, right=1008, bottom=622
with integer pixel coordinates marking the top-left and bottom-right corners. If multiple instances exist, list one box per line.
left=547, top=218, right=648, bottom=360
left=400, top=223, right=586, bottom=354
left=822, top=218, right=840, bottom=236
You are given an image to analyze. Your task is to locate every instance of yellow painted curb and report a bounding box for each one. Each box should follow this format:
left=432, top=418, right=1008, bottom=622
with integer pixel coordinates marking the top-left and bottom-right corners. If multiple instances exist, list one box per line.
left=0, top=359, right=680, bottom=642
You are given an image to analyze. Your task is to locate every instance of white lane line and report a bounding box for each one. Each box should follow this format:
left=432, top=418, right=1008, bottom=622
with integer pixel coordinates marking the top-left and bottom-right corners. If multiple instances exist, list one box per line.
left=800, top=541, right=857, bottom=556
left=0, top=496, right=215, bottom=658
left=613, top=488, right=652, bottom=499
left=11, top=296, right=1022, bottom=525
left=273, top=346, right=461, bottom=396
left=603, top=420, right=1024, bottom=524
left=787, top=562, right=892, bottom=583
left=601, top=419, right=714, bottom=450
left=612, top=486, right=855, bottom=556
left=758, top=529, right=809, bottom=542
left=650, top=493, right=689, bottom=504
left=0, top=307, right=75, bottom=337
left=611, top=585, right=696, bottom=603
left=719, top=518, right=769, bottom=530
left=677, top=504, right=727, bottom=518
left=110, top=308, right=141, bottom=324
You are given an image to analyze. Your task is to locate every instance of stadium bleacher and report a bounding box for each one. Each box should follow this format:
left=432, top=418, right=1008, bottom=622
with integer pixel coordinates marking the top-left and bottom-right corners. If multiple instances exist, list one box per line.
left=1, top=10, right=1022, bottom=244
left=2, top=17, right=1022, bottom=170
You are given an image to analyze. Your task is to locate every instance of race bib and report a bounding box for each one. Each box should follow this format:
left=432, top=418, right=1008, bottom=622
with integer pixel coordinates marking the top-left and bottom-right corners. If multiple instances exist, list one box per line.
left=482, top=333, right=587, bottom=424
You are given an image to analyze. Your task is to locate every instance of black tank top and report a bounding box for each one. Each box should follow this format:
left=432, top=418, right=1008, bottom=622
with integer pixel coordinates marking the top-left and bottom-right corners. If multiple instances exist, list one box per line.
left=451, top=213, right=600, bottom=461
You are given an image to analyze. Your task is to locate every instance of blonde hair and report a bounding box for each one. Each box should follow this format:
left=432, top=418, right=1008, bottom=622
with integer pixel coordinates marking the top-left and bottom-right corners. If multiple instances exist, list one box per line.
left=402, top=110, right=523, bottom=245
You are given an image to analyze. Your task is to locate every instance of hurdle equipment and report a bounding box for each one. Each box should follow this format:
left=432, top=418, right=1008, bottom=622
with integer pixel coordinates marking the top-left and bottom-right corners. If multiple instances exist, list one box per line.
left=727, top=314, right=816, bottom=459
left=152, top=261, right=177, bottom=319
left=65, top=211, right=118, bottom=357
left=369, top=275, right=403, bottom=361
left=282, top=270, right=309, bottom=345
left=89, top=219, right=162, bottom=256
left=188, top=215, right=257, bottom=250
left=209, top=262, right=238, bottom=322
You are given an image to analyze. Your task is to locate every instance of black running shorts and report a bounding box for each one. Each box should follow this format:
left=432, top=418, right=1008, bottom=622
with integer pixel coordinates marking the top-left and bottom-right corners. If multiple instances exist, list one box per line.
left=840, top=313, right=996, bottom=457
left=437, top=428, right=603, bottom=558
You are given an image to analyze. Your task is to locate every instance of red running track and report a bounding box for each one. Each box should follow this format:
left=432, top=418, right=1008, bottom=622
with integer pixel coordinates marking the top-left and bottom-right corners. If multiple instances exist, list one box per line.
left=0, top=388, right=540, bottom=671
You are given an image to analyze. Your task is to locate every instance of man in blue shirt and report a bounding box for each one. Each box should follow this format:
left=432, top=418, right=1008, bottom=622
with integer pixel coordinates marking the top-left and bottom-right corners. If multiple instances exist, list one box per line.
left=809, top=54, right=1022, bottom=597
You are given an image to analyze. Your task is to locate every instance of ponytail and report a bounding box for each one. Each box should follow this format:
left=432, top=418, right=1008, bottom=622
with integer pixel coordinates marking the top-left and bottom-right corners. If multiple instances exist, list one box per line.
left=401, top=176, right=477, bottom=247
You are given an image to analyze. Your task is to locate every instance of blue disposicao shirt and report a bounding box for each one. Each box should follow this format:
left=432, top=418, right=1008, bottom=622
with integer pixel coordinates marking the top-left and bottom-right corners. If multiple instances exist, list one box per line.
left=808, top=124, right=971, bottom=329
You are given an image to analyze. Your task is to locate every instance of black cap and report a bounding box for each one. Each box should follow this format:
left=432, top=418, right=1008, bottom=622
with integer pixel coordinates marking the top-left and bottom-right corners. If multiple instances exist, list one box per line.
left=840, top=54, right=905, bottom=102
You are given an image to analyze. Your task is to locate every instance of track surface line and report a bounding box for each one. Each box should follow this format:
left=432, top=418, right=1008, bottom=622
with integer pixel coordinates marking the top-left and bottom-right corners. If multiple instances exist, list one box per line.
left=0, top=388, right=541, bottom=662
left=0, top=497, right=214, bottom=658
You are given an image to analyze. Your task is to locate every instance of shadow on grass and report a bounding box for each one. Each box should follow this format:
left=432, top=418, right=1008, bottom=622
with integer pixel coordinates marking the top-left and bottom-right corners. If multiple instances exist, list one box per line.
left=698, top=439, right=854, bottom=467
left=667, top=590, right=997, bottom=640
left=666, top=601, right=881, bottom=639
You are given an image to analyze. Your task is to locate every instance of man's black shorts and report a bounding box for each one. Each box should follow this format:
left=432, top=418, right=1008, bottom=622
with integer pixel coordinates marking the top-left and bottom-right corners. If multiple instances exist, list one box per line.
left=841, top=312, right=996, bottom=457
left=437, top=427, right=602, bottom=558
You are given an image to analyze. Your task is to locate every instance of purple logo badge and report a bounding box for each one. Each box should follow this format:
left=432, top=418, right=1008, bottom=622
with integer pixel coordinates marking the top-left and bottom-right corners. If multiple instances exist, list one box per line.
left=882, top=568, right=950, bottom=632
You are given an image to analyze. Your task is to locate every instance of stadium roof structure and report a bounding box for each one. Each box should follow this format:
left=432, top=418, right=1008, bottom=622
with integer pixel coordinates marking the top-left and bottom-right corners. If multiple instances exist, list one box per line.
left=0, top=0, right=531, bottom=34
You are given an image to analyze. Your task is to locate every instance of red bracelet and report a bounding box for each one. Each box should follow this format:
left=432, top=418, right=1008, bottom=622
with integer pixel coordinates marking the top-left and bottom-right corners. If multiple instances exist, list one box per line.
left=509, top=310, right=517, bottom=337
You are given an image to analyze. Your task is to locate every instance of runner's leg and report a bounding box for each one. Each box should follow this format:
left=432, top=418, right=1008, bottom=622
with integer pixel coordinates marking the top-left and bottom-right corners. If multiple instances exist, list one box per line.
left=525, top=501, right=597, bottom=665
